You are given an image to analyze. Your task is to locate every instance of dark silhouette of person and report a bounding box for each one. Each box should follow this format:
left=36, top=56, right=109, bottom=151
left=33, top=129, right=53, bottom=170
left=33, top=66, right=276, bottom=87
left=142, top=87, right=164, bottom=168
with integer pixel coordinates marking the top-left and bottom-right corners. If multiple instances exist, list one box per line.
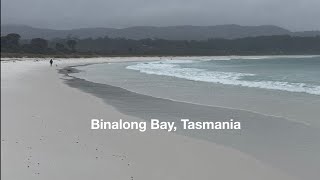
left=50, top=59, right=53, bottom=66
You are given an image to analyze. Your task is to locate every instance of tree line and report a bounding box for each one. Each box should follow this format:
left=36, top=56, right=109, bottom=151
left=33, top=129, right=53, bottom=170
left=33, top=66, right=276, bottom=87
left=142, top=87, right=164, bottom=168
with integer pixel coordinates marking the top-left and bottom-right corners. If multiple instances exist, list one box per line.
left=2, top=33, right=320, bottom=56
left=1, top=33, right=77, bottom=54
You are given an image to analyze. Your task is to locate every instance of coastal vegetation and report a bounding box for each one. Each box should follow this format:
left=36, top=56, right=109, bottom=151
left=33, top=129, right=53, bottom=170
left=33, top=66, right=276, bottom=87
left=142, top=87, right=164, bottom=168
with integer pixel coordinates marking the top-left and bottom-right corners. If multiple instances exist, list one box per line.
left=1, top=33, right=320, bottom=57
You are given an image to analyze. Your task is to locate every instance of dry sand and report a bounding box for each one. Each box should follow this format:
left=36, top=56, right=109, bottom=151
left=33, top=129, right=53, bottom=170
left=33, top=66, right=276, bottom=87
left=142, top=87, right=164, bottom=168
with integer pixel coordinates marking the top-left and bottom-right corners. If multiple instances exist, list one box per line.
left=1, top=58, right=296, bottom=180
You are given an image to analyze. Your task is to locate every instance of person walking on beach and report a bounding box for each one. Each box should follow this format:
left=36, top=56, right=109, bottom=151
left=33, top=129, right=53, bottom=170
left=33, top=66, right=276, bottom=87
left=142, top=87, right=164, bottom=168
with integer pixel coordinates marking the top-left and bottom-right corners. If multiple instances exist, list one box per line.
left=50, top=59, right=53, bottom=66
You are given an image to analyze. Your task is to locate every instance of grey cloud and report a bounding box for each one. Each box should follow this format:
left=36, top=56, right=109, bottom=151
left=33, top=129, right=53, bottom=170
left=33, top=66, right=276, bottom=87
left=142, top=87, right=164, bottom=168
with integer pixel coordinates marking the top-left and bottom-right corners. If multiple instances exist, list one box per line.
left=1, top=0, right=320, bottom=31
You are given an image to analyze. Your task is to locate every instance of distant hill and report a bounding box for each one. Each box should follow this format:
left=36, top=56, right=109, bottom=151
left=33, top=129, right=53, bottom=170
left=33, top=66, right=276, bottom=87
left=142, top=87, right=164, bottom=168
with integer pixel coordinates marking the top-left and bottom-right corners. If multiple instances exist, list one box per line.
left=291, top=31, right=320, bottom=37
left=2, top=24, right=320, bottom=40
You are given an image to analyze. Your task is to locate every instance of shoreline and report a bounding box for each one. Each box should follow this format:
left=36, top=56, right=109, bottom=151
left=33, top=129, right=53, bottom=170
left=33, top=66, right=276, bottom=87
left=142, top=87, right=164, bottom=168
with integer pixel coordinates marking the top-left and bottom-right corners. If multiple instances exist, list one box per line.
left=62, top=64, right=310, bottom=126
left=64, top=62, right=315, bottom=126
left=1, top=58, right=305, bottom=180
left=74, top=59, right=320, bottom=127
left=62, top=63, right=320, bottom=179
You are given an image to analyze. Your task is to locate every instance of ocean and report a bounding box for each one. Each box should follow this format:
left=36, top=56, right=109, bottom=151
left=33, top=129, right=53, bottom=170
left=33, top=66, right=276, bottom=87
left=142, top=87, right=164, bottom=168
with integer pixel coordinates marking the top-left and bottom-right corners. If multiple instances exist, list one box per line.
left=73, top=55, right=320, bottom=126
left=126, top=56, right=320, bottom=95
left=69, top=55, right=320, bottom=179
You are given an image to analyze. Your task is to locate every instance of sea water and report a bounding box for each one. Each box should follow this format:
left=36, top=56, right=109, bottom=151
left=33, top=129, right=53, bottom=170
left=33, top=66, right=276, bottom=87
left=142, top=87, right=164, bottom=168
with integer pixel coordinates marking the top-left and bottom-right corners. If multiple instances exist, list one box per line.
left=70, top=55, right=320, bottom=179
left=73, top=55, right=320, bottom=126
left=127, top=56, right=320, bottom=95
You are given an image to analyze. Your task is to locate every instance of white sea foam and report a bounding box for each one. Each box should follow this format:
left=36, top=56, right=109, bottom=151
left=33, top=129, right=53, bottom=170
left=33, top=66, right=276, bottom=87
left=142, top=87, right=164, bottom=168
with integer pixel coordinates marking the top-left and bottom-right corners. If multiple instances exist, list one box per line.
left=127, top=61, right=320, bottom=95
left=155, top=55, right=319, bottom=62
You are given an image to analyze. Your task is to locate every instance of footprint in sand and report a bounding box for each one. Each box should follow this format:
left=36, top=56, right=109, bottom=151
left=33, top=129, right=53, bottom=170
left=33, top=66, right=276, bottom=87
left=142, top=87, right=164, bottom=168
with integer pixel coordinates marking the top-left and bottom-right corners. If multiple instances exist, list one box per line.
left=75, top=136, right=80, bottom=144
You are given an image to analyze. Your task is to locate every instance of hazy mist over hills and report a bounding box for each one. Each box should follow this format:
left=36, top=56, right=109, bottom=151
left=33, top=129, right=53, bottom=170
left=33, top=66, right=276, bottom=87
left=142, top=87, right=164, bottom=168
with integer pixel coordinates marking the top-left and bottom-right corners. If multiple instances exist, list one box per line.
left=2, top=24, right=320, bottom=40
left=2, top=0, right=320, bottom=31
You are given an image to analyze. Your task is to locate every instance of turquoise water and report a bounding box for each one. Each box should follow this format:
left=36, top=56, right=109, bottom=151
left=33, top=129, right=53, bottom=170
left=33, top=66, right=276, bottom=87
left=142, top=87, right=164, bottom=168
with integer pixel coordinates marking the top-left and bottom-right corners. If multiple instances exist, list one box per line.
left=127, top=56, right=320, bottom=95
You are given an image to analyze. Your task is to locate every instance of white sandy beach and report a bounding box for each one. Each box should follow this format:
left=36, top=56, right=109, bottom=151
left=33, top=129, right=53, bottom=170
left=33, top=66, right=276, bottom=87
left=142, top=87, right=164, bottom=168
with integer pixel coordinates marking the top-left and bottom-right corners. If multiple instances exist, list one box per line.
left=1, top=58, right=297, bottom=180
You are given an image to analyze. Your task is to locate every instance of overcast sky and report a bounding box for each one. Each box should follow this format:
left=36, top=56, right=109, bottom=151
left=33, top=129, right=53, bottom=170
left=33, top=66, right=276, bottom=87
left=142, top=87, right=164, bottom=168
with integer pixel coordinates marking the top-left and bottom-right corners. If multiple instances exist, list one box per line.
left=1, top=0, right=320, bottom=31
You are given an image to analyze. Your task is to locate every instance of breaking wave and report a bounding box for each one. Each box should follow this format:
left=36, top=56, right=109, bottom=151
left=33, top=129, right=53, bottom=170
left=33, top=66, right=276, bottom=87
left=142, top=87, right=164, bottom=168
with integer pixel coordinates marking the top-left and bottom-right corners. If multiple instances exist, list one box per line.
left=127, top=60, right=320, bottom=95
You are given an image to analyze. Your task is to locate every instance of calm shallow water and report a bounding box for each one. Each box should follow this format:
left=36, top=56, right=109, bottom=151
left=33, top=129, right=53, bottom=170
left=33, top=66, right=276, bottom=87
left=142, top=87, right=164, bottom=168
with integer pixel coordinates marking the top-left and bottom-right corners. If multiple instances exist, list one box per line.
left=69, top=56, right=320, bottom=179
left=74, top=56, right=320, bottom=127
